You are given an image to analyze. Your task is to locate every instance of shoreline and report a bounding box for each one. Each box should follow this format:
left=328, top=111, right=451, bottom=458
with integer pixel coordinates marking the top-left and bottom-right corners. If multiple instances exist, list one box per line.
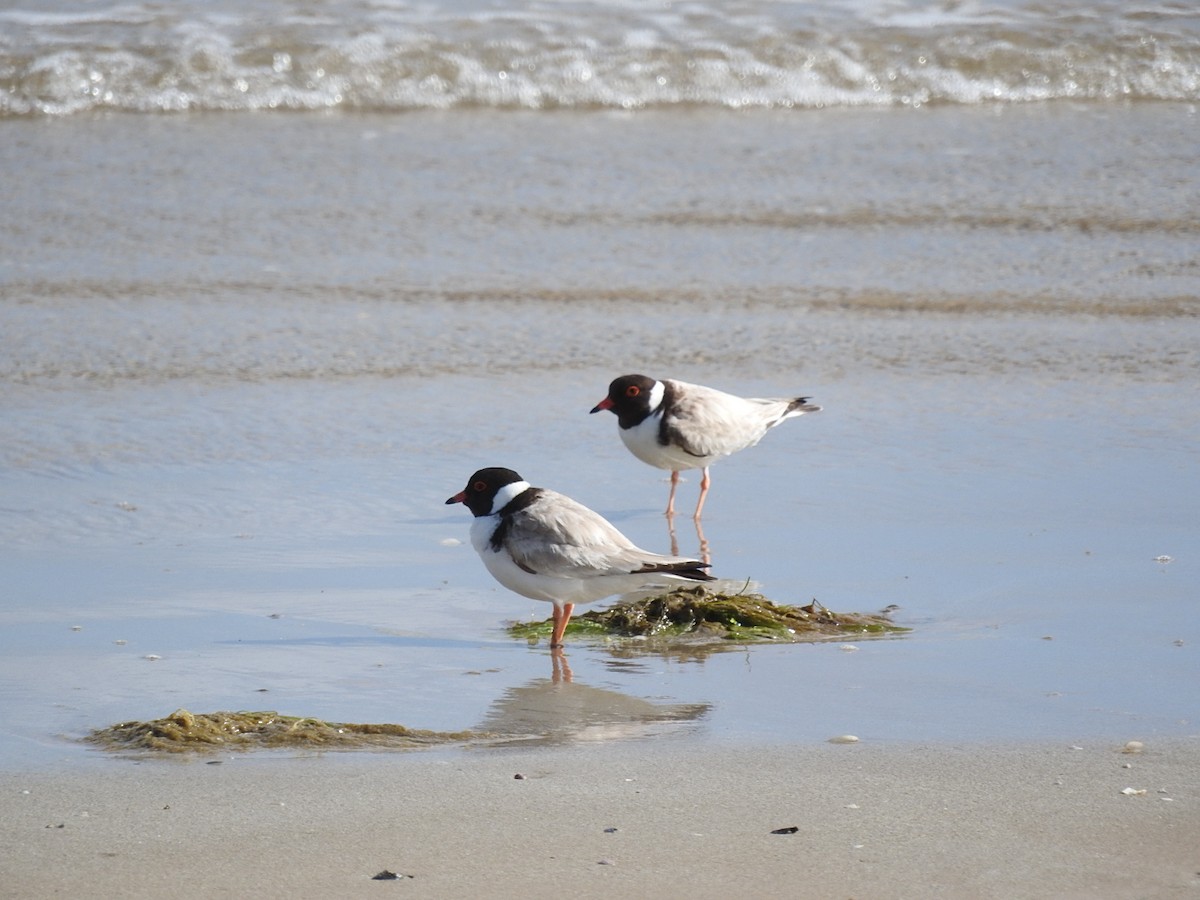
left=5, top=738, right=1197, bottom=898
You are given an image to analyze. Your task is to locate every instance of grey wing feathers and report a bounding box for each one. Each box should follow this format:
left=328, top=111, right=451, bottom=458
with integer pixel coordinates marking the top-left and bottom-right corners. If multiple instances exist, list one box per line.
left=660, top=382, right=746, bottom=458
left=663, top=381, right=786, bottom=458
left=502, top=491, right=694, bottom=578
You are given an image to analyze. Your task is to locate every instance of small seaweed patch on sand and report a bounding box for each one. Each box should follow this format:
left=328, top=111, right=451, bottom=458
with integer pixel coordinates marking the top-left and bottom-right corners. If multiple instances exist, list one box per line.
left=86, top=708, right=486, bottom=754
left=507, top=585, right=908, bottom=644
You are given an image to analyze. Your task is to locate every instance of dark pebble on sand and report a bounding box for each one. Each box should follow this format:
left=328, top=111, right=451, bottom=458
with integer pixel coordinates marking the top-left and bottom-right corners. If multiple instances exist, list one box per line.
left=372, top=870, right=412, bottom=880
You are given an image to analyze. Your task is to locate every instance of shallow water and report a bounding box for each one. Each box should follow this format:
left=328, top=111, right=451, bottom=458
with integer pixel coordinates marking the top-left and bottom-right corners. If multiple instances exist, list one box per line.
left=2, top=103, right=1198, bottom=769
left=2, top=365, right=1196, bottom=767
left=4, top=105, right=1199, bottom=310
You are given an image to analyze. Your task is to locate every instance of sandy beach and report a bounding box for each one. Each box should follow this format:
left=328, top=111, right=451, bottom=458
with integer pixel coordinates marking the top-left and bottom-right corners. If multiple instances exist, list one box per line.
left=5, top=739, right=1198, bottom=898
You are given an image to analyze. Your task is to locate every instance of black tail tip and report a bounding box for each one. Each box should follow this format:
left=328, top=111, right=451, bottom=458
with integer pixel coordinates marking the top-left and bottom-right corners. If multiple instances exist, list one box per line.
left=789, top=396, right=822, bottom=414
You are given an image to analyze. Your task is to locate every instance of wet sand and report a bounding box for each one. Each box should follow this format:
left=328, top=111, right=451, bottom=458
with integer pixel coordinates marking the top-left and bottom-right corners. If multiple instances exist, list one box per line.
left=5, top=739, right=1198, bottom=898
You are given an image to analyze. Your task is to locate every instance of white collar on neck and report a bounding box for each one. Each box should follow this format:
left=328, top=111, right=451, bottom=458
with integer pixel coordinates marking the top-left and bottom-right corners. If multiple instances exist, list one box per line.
left=490, top=479, right=531, bottom=514
left=647, top=379, right=666, bottom=412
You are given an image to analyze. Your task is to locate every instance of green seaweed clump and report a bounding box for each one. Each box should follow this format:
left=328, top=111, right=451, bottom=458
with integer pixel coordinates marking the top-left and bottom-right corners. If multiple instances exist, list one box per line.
left=508, top=586, right=907, bottom=644
left=86, top=708, right=485, bottom=755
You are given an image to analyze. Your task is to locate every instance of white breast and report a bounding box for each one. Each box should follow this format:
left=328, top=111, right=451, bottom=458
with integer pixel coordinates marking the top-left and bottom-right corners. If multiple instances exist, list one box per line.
left=618, top=412, right=718, bottom=471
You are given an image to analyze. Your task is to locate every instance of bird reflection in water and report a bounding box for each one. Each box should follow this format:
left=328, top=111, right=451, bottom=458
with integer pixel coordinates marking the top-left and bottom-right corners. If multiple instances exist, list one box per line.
left=667, top=514, right=711, bottom=565
left=477, top=650, right=709, bottom=745
left=551, top=647, right=573, bottom=683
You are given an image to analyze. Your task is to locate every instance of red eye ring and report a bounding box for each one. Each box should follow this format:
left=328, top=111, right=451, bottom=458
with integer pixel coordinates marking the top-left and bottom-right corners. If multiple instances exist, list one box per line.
left=473, top=481, right=487, bottom=492
left=625, top=385, right=640, bottom=397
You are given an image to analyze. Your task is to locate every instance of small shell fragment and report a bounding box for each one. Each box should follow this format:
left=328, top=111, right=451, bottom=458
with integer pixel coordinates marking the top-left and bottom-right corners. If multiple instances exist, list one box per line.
left=1120, top=787, right=1147, bottom=796
left=1121, top=741, right=1145, bottom=754
left=829, top=735, right=860, bottom=744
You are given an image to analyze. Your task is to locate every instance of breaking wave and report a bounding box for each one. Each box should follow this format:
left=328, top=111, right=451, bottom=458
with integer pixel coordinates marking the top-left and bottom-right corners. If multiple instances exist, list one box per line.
left=2, top=0, right=1198, bottom=116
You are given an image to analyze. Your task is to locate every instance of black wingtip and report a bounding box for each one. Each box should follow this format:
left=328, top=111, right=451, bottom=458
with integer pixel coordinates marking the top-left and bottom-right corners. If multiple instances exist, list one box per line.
left=788, top=396, right=822, bottom=414
left=635, top=561, right=716, bottom=581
